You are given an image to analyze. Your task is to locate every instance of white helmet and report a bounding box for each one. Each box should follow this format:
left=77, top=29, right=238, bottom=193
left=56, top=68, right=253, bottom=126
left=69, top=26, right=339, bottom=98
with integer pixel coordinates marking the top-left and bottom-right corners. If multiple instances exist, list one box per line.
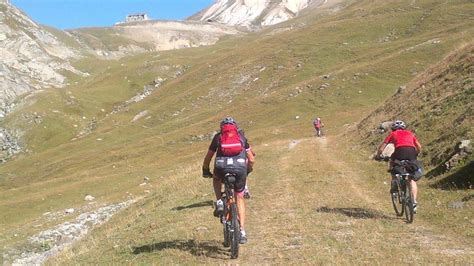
left=391, top=120, right=406, bottom=130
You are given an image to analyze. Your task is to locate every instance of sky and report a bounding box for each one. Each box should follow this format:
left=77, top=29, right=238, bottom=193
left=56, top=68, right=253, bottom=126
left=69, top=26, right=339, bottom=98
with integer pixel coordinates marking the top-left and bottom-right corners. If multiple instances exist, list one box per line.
left=10, top=0, right=214, bottom=29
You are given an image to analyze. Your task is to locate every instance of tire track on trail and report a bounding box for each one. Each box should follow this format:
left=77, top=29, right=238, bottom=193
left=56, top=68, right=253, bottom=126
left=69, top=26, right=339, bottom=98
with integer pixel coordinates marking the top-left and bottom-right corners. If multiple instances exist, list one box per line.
left=236, top=136, right=473, bottom=264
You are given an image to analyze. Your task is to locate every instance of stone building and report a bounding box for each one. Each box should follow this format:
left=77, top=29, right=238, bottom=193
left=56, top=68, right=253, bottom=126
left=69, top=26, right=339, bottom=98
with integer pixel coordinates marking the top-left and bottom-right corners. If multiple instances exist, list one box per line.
left=126, top=13, right=149, bottom=22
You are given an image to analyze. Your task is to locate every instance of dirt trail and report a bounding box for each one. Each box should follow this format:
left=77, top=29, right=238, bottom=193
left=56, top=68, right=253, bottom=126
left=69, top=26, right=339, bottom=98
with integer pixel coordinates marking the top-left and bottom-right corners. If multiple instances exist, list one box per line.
left=235, top=136, right=473, bottom=264
left=44, top=135, right=473, bottom=264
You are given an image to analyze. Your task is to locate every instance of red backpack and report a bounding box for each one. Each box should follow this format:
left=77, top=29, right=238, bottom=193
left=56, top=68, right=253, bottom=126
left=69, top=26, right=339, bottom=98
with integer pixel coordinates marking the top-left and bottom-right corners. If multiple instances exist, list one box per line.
left=219, top=124, right=244, bottom=156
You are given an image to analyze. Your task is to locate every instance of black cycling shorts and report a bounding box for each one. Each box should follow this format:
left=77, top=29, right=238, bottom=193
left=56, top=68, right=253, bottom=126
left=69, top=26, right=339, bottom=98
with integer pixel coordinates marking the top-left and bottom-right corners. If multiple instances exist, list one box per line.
left=391, top=146, right=417, bottom=161
left=213, top=168, right=247, bottom=192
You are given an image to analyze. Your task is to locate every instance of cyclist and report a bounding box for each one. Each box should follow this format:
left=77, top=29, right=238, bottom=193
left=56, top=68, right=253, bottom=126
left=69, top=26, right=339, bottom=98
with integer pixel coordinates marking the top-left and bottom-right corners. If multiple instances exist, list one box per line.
left=202, top=117, right=255, bottom=244
left=313, top=117, right=324, bottom=137
left=376, top=120, right=422, bottom=212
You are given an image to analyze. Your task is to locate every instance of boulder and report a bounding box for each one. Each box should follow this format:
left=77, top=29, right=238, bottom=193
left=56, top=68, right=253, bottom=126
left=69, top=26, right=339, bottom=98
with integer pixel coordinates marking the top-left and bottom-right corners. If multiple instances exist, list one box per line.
left=379, top=121, right=393, bottom=133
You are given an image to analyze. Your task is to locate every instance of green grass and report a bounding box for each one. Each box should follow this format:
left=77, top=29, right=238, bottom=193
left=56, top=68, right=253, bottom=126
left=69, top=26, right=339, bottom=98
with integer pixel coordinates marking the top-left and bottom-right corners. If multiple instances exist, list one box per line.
left=0, top=0, right=473, bottom=263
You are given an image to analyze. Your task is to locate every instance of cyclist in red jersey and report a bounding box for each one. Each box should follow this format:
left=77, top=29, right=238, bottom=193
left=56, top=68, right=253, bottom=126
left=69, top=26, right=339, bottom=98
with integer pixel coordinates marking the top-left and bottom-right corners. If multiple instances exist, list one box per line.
left=376, top=120, right=422, bottom=211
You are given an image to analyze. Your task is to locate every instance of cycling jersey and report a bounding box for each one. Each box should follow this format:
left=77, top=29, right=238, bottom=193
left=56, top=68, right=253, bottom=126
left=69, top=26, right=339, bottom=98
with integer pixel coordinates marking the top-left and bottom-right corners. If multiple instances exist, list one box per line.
left=383, top=129, right=418, bottom=148
left=313, top=120, right=322, bottom=128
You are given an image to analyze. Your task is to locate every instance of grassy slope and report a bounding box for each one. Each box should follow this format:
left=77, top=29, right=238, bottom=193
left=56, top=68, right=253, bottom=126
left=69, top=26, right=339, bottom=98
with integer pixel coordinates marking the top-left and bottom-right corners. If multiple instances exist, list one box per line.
left=357, top=44, right=473, bottom=187
left=0, top=0, right=473, bottom=263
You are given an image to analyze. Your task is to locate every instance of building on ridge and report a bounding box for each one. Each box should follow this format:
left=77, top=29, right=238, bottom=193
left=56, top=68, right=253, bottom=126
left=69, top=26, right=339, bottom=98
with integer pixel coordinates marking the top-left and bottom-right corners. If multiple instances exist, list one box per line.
left=126, top=13, right=149, bottom=22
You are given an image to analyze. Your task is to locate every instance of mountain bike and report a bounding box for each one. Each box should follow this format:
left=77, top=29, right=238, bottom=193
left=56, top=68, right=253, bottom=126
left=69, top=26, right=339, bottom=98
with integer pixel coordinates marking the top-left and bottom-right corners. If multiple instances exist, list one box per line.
left=390, top=160, right=416, bottom=223
left=220, top=173, right=240, bottom=259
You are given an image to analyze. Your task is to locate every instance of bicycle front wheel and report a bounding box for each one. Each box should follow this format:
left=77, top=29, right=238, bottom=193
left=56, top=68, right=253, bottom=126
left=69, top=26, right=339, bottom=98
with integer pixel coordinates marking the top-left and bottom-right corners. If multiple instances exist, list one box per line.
left=391, top=179, right=404, bottom=217
left=404, top=183, right=414, bottom=223
left=230, top=203, right=240, bottom=259
left=391, top=191, right=404, bottom=216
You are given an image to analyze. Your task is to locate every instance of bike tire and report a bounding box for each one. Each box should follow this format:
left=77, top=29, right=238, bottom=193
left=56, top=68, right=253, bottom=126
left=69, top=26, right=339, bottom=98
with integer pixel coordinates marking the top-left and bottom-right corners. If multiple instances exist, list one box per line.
left=223, top=222, right=230, bottom=247
left=230, top=203, right=240, bottom=259
left=404, top=182, right=414, bottom=223
left=391, top=179, right=404, bottom=217
left=222, top=197, right=230, bottom=247
left=391, top=191, right=403, bottom=216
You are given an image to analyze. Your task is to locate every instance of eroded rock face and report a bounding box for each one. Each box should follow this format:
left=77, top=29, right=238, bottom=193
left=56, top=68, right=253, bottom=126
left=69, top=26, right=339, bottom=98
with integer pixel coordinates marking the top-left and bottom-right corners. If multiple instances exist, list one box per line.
left=189, top=0, right=327, bottom=29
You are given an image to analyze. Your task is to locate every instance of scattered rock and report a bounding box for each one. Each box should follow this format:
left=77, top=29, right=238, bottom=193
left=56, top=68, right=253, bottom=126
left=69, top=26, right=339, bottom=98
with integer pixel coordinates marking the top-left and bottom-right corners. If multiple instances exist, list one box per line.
left=195, top=226, right=209, bottom=232
left=0, top=128, right=22, bottom=162
left=379, top=121, right=393, bottom=133
left=295, top=116, right=300, bottom=120
left=132, top=110, right=149, bottom=122
left=319, top=83, right=330, bottom=90
left=144, top=176, right=150, bottom=181
left=11, top=200, right=135, bottom=265
left=397, top=86, right=406, bottom=94
left=65, top=208, right=75, bottom=214
left=448, top=201, right=465, bottom=209
left=84, top=195, right=95, bottom=201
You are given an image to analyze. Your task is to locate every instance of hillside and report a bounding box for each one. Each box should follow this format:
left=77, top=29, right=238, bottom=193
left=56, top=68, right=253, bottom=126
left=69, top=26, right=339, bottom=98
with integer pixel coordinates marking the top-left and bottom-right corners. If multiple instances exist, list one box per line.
left=358, top=44, right=473, bottom=188
left=0, top=0, right=473, bottom=264
left=0, top=2, right=239, bottom=162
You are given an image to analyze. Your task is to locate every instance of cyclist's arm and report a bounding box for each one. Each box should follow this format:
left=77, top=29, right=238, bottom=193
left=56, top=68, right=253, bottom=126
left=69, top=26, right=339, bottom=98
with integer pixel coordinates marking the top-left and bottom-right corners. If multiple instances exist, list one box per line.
left=202, top=150, right=215, bottom=170
left=414, top=139, right=422, bottom=154
left=376, top=143, right=387, bottom=156
left=246, top=148, right=255, bottom=171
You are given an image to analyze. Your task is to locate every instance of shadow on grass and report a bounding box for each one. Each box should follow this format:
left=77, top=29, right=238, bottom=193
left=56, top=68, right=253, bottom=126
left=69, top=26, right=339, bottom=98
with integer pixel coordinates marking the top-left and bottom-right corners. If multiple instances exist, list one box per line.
left=316, top=206, right=394, bottom=220
left=132, top=239, right=228, bottom=259
left=428, top=161, right=474, bottom=190
left=171, top=200, right=213, bottom=211
left=462, top=194, right=474, bottom=202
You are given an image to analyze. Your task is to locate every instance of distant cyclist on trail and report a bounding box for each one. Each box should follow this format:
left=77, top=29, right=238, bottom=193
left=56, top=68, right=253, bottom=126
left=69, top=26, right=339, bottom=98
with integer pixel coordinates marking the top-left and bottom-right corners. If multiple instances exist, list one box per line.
left=202, top=117, right=255, bottom=244
left=376, top=120, right=422, bottom=212
left=313, top=117, right=324, bottom=137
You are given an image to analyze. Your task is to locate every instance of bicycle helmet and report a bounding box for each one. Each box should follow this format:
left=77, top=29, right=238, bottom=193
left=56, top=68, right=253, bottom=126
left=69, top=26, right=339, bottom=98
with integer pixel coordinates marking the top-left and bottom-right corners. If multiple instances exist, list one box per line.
left=220, top=117, right=236, bottom=126
left=391, top=120, right=406, bottom=131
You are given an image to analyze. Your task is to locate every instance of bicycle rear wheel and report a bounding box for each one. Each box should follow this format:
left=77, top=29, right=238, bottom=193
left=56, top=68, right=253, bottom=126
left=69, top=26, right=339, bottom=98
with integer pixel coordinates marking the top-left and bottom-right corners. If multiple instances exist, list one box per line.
left=230, top=203, right=240, bottom=259
left=404, top=183, right=414, bottom=223
left=222, top=197, right=230, bottom=247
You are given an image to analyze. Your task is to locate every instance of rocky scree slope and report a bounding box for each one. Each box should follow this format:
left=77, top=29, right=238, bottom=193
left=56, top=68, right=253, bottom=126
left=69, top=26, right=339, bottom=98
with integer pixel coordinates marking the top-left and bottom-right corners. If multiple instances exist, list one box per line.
left=358, top=43, right=473, bottom=188
left=188, top=0, right=333, bottom=29
left=0, top=2, right=82, bottom=118
left=0, top=2, right=84, bottom=160
left=69, top=20, right=240, bottom=55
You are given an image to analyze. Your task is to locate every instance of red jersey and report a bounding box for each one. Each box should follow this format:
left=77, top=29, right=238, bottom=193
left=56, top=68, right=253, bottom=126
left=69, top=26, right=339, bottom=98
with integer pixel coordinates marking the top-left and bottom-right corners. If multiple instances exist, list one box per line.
left=383, top=129, right=418, bottom=148
left=313, top=119, right=322, bottom=128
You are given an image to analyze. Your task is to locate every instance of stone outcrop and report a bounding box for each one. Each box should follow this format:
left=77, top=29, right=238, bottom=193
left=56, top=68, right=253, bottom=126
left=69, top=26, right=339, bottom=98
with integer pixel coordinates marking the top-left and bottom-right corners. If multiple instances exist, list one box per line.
left=444, top=140, right=472, bottom=171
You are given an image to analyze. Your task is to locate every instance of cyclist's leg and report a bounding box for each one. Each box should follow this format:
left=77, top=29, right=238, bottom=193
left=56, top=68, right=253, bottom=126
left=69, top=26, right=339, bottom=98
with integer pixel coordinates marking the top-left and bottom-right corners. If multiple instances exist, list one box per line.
left=411, top=179, right=418, bottom=203
left=234, top=173, right=247, bottom=235
left=236, top=194, right=246, bottom=229
left=213, top=175, right=223, bottom=200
